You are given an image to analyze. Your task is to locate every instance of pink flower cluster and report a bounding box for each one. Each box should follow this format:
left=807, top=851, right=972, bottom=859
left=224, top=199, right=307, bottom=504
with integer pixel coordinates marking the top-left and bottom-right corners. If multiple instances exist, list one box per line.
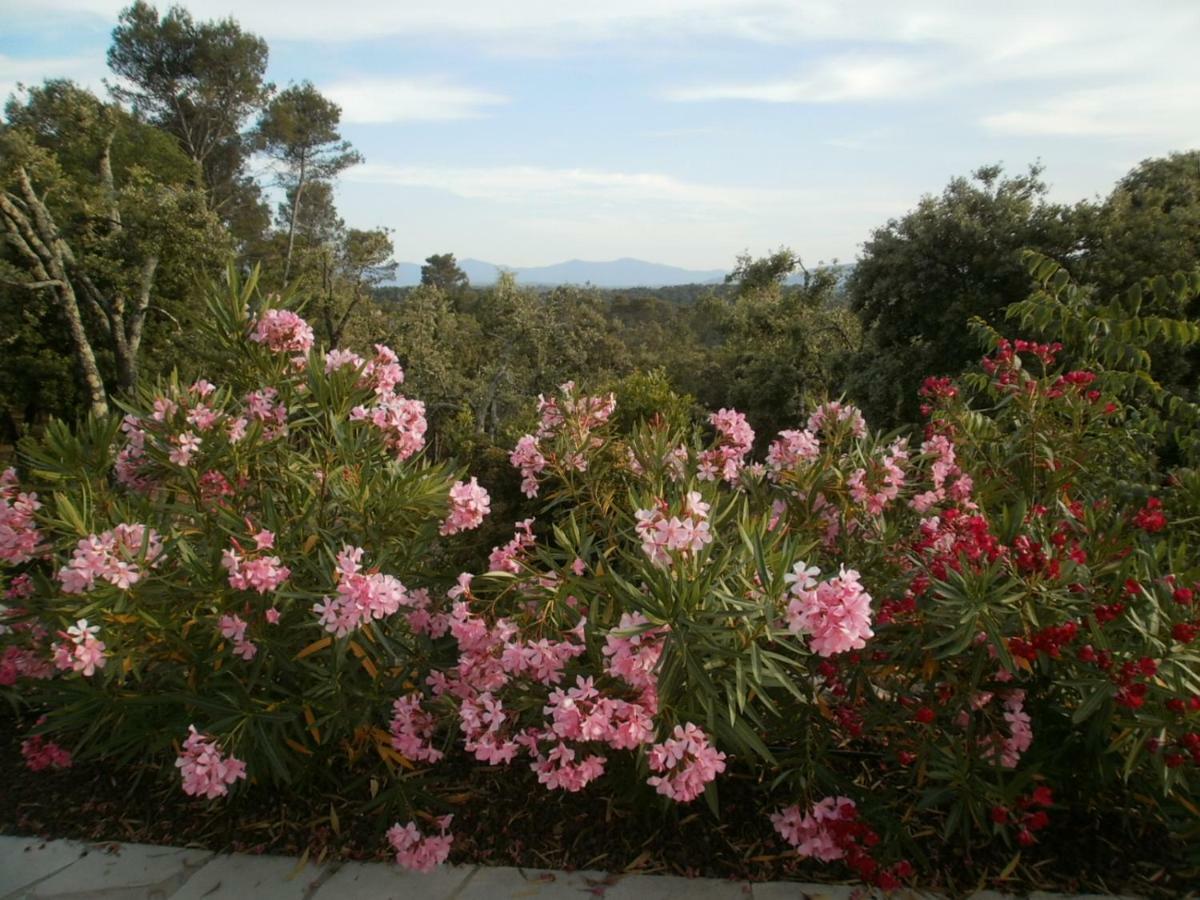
left=176, top=725, right=247, bottom=799
left=646, top=722, right=727, bottom=802
left=785, top=564, right=875, bottom=657
left=634, top=492, right=712, bottom=567
left=602, top=612, right=668, bottom=694
left=771, top=795, right=858, bottom=861
left=222, top=530, right=290, bottom=594
left=990, top=690, right=1033, bottom=768
left=0, top=468, right=43, bottom=564
left=360, top=344, right=405, bottom=395
left=910, top=434, right=974, bottom=514
left=250, top=309, right=315, bottom=355
left=218, top=614, right=257, bottom=661
left=168, top=431, right=202, bottom=467
left=510, top=383, right=615, bottom=497
left=528, top=741, right=607, bottom=792
left=52, top=619, right=108, bottom=676
left=313, top=546, right=412, bottom=636
left=243, top=387, right=287, bottom=439
left=390, top=694, right=444, bottom=763
left=699, top=408, right=754, bottom=482
left=766, top=429, right=820, bottom=477
left=535, top=381, right=615, bottom=440
left=57, top=523, right=164, bottom=594
left=807, top=401, right=866, bottom=439
left=510, top=435, right=547, bottom=498
left=350, top=393, right=427, bottom=460
left=848, top=439, right=909, bottom=516
left=440, top=478, right=491, bottom=536
left=0, top=644, right=55, bottom=685
left=488, top=518, right=537, bottom=574
left=387, top=817, right=453, bottom=873
left=21, top=735, right=73, bottom=771
left=115, top=415, right=153, bottom=490
left=543, top=675, right=656, bottom=752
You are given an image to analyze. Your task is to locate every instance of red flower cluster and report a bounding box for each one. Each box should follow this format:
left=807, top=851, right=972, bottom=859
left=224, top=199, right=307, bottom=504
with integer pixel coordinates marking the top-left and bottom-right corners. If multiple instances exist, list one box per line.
left=1132, top=497, right=1168, bottom=533
left=992, top=785, right=1053, bottom=846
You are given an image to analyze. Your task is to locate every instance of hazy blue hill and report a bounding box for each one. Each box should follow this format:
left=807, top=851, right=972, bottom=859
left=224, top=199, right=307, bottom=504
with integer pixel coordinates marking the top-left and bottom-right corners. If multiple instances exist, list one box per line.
left=385, top=257, right=727, bottom=288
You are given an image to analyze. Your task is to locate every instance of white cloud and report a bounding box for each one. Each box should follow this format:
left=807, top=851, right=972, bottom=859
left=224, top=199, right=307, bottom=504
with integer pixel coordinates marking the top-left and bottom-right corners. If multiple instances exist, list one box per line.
left=981, top=84, right=1200, bottom=143
left=0, top=52, right=110, bottom=107
left=663, top=56, right=935, bottom=104
left=344, top=162, right=773, bottom=209
left=324, top=78, right=506, bottom=124
left=10, top=1, right=1196, bottom=55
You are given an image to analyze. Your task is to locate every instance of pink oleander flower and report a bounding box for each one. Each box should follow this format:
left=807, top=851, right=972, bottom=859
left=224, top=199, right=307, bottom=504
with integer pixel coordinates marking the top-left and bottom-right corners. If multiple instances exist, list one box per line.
left=21, top=735, right=73, bottom=772
left=151, top=397, right=179, bottom=422
left=176, top=726, right=247, bottom=799
left=222, top=543, right=290, bottom=595
left=487, top=519, right=537, bottom=574
left=227, top=416, right=249, bottom=443
left=390, top=694, right=444, bottom=764
left=57, top=523, right=165, bottom=594
left=510, top=435, right=546, bottom=498
left=1, top=645, right=55, bottom=685
left=190, top=379, right=216, bottom=399
left=5, top=573, right=34, bottom=601
left=440, top=477, right=491, bottom=535
left=361, top=344, right=405, bottom=395
left=767, top=429, right=820, bottom=476
left=168, top=431, right=202, bottom=467
left=603, top=612, right=668, bottom=693
left=700, top=408, right=754, bottom=483
left=634, top=497, right=711, bottom=567
left=115, top=415, right=154, bottom=491
left=250, top=308, right=315, bottom=354
left=186, top=404, right=220, bottom=431
left=265, top=607, right=281, bottom=624
left=0, top=467, right=43, bottom=564
left=807, top=401, right=866, bottom=439
left=313, top=545, right=412, bottom=636
left=325, top=348, right=365, bottom=374
left=786, top=565, right=874, bottom=657
left=350, top=392, right=427, bottom=460
left=218, top=613, right=257, bottom=660
left=772, top=796, right=857, bottom=861
left=646, top=723, right=726, bottom=802
left=387, top=816, right=453, bottom=873
left=529, top=740, right=607, bottom=793
left=988, top=690, right=1033, bottom=768
left=52, top=619, right=108, bottom=676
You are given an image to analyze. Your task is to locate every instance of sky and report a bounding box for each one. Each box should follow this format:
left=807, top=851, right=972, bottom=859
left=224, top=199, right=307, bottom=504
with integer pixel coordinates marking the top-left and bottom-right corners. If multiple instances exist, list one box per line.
left=2, top=0, right=1198, bottom=270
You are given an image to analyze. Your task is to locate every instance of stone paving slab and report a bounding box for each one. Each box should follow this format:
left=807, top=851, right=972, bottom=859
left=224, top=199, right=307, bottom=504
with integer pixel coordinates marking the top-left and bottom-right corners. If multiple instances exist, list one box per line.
left=601, top=873, right=753, bottom=899
left=0, top=837, right=1156, bottom=899
left=454, top=866, right=615, bottom=898
left=170, top=853, right=327, bottom=900
left=0, top=838, right=87, bottom=899
left=308, top=860, right=476, bottom=899
left=751, top=881, right=856, bottom=899
left=20, top=842, right=211, bottom=900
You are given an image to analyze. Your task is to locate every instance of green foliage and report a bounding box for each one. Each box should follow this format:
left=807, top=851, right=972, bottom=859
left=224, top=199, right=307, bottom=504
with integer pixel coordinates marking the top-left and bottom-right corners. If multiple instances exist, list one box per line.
left=845, top=164, right=1080, bottom=427
left=420, top=253, right=469, bottom=292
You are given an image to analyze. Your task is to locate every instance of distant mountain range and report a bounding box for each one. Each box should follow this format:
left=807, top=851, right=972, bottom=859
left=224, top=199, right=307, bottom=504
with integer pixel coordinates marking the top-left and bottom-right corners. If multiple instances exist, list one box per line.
left=386, top=257, right=854, bottom=290
left=387, top=257, right=728, bottom=288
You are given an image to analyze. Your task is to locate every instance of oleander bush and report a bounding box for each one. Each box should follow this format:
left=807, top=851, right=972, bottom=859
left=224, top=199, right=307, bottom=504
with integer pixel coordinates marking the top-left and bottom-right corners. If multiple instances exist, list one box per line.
left=3, top=261, right=1200, bottom=887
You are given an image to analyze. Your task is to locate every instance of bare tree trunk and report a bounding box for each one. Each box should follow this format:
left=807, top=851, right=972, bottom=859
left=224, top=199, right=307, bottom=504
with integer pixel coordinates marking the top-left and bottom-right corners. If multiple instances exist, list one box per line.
left=119, top=254, right=159, bottom=393
left=282, top=155, right=307, bottom=287
left=0, top=172, right=110, bottom=417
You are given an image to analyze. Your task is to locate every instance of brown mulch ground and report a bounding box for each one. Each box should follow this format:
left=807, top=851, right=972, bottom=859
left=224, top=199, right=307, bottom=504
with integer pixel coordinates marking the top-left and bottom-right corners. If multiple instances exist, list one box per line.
left=1, top=712, right=1194, bottom=897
